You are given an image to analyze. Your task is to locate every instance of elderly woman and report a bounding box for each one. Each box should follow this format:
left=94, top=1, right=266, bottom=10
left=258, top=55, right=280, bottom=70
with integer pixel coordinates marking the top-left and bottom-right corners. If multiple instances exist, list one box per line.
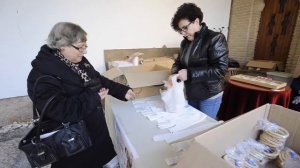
left=170, top=3, right=228, bottom=119
left=27, top=22, right=135, bottom=168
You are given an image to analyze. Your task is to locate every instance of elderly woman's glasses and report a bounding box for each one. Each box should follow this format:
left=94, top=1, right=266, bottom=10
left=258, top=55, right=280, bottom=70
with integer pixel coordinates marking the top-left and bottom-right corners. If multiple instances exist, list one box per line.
left=71, top=45, right=88, bottom=52
left=178, top=22, right=192, bottom=33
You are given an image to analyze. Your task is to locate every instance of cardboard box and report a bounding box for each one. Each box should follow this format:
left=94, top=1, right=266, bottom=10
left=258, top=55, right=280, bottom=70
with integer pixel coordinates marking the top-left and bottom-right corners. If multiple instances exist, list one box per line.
left=141, top=57, right=174, bottom=69
left=176, top=104, right=300, bottom=168
left=103, top=64, right=170, bottom=98
left=246, top=60, right=279, bottom=71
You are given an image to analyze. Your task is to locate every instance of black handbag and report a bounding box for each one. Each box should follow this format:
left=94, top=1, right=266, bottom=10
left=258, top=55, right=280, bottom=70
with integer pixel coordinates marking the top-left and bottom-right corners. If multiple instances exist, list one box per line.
left=19, top=75, right=92, bottom=168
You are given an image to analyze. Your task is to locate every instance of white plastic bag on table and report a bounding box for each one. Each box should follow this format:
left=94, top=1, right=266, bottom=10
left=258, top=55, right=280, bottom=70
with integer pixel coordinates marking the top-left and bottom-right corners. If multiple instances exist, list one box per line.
left=161, top=74, right=186, bottom=113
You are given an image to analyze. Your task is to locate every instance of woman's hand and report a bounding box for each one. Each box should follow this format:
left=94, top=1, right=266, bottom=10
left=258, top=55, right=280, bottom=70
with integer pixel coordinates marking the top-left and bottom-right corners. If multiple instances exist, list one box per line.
left=177, top=69, right=187, bottom=81
left=166, top=71, right=187, bottom=88
left=98, top=88, right=109, bottom=100
left=125, top=89, right=136, bottom=101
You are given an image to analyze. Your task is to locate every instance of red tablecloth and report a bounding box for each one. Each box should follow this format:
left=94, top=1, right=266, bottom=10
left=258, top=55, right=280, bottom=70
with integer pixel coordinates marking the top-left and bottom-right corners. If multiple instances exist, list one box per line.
left=217, top=79, right=291, bottom=121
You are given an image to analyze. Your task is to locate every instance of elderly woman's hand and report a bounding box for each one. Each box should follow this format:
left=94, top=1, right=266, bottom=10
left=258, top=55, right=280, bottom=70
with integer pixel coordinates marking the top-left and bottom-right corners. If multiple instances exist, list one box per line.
left=125, top=89, right=136, bottom=101
left=98, top=88, right=109, bottom=100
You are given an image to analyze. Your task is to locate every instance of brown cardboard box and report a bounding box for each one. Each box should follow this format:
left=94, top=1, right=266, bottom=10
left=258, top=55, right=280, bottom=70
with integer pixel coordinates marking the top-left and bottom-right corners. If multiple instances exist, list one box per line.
left=141, top=56, right=172, bottom=63
left=176, top=104, right=300, bottom=168
left=246, top=60, right=279, bottom=71
left=104, top=48, right=179, bottom=70
left=141, top=57, right=174, bottom=68
left=103, top=64, right=170, bottom=98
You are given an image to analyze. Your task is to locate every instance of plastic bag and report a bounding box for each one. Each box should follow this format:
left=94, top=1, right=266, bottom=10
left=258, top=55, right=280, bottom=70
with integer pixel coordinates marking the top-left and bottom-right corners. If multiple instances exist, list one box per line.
left=256, top=120, right=289, bottom=150
left=161, top=75, right=186, bottom=113
left=276, top=147, right=300, bottom=168
left=224, top=139, right=271, bottom=168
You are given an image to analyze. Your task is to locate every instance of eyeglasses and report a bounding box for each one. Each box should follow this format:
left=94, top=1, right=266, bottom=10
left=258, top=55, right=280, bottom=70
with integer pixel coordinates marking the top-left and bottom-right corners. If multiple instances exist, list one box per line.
left=178, top=22, right=192, bottom=33
left=71, top=45, right=88, bottom=52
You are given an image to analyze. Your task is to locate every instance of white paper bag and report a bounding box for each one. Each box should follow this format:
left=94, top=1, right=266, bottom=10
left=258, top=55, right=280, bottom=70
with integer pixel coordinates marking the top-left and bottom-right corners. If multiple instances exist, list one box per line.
left=161, top=75, right=186, bottom=113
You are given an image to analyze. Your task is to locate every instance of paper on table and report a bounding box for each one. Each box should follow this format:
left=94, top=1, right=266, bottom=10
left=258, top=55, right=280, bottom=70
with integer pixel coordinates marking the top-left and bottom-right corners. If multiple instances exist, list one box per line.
left=165, top=121, right=223, bottom=143
left=147, top=112, right=168, bottom=121
left=158, top=122, right=176, bottom=129
left=132, top=98, right=211, bottom=137
left=147, top=100, right=165, bottom=108
left=168, top=119, right=203, bottom=133
left=155, top=106, right=207, bottom=132
left=152, top=121, right=223, bottom=143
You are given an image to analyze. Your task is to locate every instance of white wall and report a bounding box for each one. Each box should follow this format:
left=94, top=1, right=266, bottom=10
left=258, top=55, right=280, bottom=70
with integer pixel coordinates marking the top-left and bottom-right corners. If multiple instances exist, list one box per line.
left=0, top=0, right=231, bottom=99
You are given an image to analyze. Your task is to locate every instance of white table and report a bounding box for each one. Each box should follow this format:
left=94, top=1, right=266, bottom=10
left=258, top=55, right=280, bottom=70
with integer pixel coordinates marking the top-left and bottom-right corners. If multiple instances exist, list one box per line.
left=105, top=96, right=220, bottom=168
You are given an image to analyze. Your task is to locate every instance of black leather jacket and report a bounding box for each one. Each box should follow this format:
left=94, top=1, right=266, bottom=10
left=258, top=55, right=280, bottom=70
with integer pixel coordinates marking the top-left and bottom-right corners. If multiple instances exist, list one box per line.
left=172, top=23, right=228, bottom=101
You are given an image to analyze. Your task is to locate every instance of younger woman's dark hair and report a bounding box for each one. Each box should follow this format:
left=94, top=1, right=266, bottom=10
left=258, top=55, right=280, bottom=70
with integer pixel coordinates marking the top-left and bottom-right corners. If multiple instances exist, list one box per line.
left=171, top=3, right=203, bottom=31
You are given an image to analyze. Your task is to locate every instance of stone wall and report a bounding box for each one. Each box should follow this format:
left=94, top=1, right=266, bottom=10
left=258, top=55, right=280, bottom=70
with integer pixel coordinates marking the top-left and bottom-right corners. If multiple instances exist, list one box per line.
left=228, top=0, right=300, bottom=73
left=0, top=96, right=34, bottom=168
left=286, top=7, right=300, bottom=74
left=228, top=0, right=264, bottom=66
left=0, top=96, right=32, bottom=127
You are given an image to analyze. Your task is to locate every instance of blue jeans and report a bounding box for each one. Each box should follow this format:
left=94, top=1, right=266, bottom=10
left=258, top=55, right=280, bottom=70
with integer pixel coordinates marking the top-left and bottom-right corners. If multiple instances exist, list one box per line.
left=188, top=95, right=223, bottom=120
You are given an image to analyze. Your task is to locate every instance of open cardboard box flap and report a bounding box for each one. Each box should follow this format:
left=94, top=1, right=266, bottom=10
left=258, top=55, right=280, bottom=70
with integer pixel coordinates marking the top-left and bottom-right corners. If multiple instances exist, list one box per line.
left=176, top=104, right=300, bottom=168
left=103, top=67, right=123, bottom=79
left=142, top=57, right=174, bottom=69
left=103, top=64, right=170, bottom=88
left=176, top=142, right=232, bottom=168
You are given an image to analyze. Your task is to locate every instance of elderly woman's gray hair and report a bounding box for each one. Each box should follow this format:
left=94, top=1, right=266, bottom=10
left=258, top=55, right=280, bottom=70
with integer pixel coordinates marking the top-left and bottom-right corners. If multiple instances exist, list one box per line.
left=47, top=22, right=87, bottom=49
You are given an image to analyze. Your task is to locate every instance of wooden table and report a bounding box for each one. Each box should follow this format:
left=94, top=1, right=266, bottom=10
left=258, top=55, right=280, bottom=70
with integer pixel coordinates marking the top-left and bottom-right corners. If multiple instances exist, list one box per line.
left=217, top=79, right=291, bottom=121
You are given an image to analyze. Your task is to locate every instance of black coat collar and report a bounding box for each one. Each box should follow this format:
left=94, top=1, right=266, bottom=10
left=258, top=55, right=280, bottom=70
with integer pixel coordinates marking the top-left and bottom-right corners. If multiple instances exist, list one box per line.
left=31, top=45, right=87, bottom=86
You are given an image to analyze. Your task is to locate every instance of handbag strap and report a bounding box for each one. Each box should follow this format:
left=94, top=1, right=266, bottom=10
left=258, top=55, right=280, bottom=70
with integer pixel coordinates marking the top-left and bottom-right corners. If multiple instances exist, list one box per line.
left=32, top=75, right=60, bottom=119
left=32, top=75, right=61, bottom=141
left=35, top=92, right=60, bottom=141
left=32, top=75, right=58, bottom=103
